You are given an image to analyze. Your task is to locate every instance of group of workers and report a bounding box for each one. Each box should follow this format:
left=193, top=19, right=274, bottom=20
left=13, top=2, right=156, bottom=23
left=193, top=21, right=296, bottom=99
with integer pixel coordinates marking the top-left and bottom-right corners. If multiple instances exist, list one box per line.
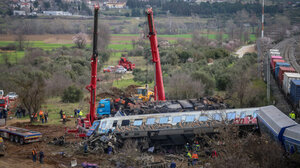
left=73, top=109, right=83, bottom=118
left=32, top=148, right=44, bottom=164
left=185, top=140, right=218, bottom=166
left=15, top=107, right=26, bottom=118
left=0, top=108, right=7, bottom=121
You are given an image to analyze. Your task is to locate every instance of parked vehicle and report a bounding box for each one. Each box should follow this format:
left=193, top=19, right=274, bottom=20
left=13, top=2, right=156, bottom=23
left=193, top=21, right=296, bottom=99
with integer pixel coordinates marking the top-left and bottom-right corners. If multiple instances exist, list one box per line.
left=0, top=137, right=4, bottom=156
left=6, top=92, right=18, bottom=100
left=103, top=66, right=115, bottom=73
left=0, top=126, right=42, bottom=145
left=0, top=97, right=9, bottom=110
left=115, top=66, right=127, bottom=74
left=0, top=90, right=3, bottom=97
left=118, top=57, right=135, bottom=71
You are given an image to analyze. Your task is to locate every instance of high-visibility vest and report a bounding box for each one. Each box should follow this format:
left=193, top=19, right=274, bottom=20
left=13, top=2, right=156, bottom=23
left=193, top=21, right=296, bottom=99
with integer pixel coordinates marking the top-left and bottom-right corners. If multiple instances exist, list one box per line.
left=195, top=144, right=200, bottom=152
left=39, top=110, right=43, bottom=116
left=186, top=152, right=192, bottom=158
left=79, top=111, right=83, bottom=116
left=63, top=114, right=66, bottom=119
left=192, top=153, right=198, bottom=159
left=32, top=150, right=37, bottom=155
left=289, top=113, right=296, bottom=119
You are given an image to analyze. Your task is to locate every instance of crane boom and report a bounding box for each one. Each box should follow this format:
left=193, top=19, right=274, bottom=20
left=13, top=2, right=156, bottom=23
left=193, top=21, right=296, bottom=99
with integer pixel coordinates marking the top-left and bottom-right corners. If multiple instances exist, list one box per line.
left=146, top=8, right=165, bottom=101
left=86, top=6, right=99, bottom=125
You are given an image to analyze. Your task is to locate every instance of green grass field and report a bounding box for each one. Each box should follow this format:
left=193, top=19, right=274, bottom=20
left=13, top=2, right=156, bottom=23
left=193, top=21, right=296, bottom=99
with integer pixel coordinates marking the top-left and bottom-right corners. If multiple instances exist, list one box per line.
left=108, top=43, right=133, bottom=50
left=0, top=41, right=74, bottom=50
left=0, top=51, right=24, bottom=64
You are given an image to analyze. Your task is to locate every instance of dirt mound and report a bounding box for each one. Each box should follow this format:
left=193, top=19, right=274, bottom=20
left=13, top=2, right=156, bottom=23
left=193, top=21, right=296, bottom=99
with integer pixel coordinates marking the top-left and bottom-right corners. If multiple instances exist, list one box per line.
left=97, top=85, right=139, bottom=100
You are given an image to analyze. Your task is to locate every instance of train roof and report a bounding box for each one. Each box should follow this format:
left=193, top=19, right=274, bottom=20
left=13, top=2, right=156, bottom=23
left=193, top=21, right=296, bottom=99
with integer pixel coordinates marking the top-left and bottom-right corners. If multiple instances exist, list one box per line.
left=257, top=106, right=297, bottom=135
left=100, top=107, right=259, bottom=121
left=292, top=79, right=300, bottom=86
left=283, top=125, right=300, bottom=143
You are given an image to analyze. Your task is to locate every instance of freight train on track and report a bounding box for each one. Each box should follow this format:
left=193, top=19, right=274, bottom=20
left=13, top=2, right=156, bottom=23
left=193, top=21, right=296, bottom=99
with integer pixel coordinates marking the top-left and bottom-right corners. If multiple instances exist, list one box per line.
left=270, top=48, right=300, bottom=110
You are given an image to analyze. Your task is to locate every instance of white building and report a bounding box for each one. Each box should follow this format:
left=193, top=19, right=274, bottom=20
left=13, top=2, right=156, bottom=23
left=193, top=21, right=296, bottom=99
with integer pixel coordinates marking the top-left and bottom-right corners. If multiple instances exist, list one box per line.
left=13, top=10, right=26, bottom=16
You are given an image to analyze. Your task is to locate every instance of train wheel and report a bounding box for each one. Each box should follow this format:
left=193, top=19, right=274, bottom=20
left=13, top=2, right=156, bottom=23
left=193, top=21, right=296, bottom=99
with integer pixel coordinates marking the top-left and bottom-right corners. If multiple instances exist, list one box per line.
left=14, top=136, right=19, bottom=143
left=9, top=135, right=14, bottom=142
left=19, top=138, right=24, bottom=145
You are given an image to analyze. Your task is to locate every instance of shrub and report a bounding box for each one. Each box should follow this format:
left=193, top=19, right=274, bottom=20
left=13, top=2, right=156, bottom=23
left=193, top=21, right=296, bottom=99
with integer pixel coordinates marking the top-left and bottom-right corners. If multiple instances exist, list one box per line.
left=61, top=85, right=83, bottom=103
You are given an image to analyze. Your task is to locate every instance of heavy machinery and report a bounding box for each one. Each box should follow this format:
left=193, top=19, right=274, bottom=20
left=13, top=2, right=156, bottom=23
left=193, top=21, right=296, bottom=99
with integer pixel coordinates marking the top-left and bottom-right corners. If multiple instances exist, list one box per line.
left=134, top=86, right=154, bottom=102
left=0, top=137, right=4, bottom=156
left=68, top=6, right=99, bottom=136
left=146, top=8, right=165, bottom=101
left=118, top=57, right=135, bottom=71
left=0, top=96, right=9, bottom=110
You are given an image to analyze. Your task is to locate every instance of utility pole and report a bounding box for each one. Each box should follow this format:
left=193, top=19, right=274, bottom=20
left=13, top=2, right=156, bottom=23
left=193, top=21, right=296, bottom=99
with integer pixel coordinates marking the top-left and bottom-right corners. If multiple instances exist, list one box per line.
left=261, top=0, right=264, bottom=38
left=267, top=51, right=270, bottom=104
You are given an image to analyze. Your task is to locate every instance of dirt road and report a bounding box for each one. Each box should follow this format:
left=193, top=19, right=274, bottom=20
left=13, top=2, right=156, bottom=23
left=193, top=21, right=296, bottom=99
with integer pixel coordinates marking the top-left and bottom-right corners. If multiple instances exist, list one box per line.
left=235, top=44, right=256, bottom=58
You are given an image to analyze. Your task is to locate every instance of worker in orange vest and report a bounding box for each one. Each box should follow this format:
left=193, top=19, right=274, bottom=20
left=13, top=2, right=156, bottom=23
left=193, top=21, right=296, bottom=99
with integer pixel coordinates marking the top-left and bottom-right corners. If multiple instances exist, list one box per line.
left=39, top=110, right=44, bottom=123
left=191, top=152, right=198, bottom=166
left=32, top=148, right=37, bottom=162
left=62, top=113, right=66, bottom=124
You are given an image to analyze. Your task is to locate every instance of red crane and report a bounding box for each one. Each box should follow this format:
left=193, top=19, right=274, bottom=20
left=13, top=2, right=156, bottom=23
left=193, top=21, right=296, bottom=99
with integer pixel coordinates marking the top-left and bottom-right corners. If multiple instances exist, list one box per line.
left=85, top=5, right=99, bottom=125
left=146, top=8, right=165, bottom=101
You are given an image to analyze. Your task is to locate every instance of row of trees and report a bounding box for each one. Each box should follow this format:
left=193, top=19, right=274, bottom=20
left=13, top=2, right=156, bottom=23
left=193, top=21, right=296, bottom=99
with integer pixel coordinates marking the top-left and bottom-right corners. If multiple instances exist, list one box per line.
left=127, top=1, right=283, bottom=17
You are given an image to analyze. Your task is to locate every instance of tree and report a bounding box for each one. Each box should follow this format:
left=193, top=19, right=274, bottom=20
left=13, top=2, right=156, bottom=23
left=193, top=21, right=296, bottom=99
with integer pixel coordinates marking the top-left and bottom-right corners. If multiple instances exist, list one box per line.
left=165, top=73, right=205, bottom=99
left=43, top=1, right=50, bottom=10
left=96, top=23, right=111, bottom=50
left=73, top=33, right=88, bottom=49
left=15, top=30, right=26, bottom=51
left=225, top=19, right=237, bottom=40
left=62, top=85, right=83, bottom=103
left=13, top=70, right=46, bottom=123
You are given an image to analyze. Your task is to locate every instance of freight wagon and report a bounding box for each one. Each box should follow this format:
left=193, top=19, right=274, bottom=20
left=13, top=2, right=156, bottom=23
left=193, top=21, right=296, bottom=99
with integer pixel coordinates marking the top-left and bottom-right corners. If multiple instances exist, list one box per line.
left=274, top=62, right=290, bottom=79
left=0, top=126, right=42, bottom=145
left=282, top=73, right=300, bottom=95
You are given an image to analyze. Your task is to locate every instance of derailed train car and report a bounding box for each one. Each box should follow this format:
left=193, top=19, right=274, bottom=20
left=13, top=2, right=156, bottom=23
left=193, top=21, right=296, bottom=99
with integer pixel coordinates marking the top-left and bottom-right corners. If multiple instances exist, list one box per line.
left=89, top=108, right=258, bottom=145
left=257, top=105, right=300, bottom=153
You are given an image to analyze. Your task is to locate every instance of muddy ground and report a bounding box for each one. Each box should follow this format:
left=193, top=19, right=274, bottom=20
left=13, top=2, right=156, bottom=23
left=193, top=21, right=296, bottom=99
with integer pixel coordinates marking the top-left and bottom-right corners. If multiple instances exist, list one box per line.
left=0, top=118, right=187, bottom=168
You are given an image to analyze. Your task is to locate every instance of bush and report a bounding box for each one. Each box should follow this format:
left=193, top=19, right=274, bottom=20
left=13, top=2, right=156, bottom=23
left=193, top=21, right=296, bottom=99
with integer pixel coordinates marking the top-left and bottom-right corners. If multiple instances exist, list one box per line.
left=61, top=85, right=83, bottom=103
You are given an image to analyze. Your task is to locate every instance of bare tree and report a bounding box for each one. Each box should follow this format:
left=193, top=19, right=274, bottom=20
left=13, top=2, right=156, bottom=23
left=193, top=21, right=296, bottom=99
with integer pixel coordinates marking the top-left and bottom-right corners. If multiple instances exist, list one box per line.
left=203, top=125, right=285, bottom=168
left=15, top=30, right=26, bottom=51
left=73, top=32, right=88, bottom=49
left=13, top=70, right=46, bottom=122
left=165, top=73, right=205, bottom=99
left=95, top=23, right=111, bottom=50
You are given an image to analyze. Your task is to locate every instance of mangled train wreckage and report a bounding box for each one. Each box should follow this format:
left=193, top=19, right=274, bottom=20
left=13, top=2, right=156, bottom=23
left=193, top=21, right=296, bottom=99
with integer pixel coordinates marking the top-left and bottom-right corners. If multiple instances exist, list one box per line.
left=88, top=107, right=258, bottom=145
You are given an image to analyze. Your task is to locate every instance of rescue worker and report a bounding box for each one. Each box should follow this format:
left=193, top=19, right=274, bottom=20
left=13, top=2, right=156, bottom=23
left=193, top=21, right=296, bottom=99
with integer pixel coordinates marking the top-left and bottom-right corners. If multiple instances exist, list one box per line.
left=78, top=110, right=83, bottom=118
left=170, top=161, right=176, bottom=168
left=185, top=143, right=190, bottom=152
left=32, top=148, right=37, bottom=162
left=211, top=150, right=218, bottom=158
left=39, top=150, right=44, bottom=164
left=195, top=142, right=200, bottom=153
left=84, top=143, right=88, bottom=153
left=39, top=110, right=44, bottom=123
left=186, top=151, right=192, bottom=166
left=59, top=109, right=63, bottom=119
left=44, top=112, right=48, bottom=123
left=289, top=111, right=296, bottom=120
left=62, top=113, right=66, bottom=124
left=74, top=109, right=77, bottom=117
left=192, top=152, right=199, bottom=166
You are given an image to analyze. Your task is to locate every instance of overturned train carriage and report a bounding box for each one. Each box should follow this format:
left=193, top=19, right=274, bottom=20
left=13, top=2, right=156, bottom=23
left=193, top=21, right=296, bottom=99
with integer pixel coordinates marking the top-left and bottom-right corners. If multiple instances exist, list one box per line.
left=90, top=108, right=259, bottom=145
